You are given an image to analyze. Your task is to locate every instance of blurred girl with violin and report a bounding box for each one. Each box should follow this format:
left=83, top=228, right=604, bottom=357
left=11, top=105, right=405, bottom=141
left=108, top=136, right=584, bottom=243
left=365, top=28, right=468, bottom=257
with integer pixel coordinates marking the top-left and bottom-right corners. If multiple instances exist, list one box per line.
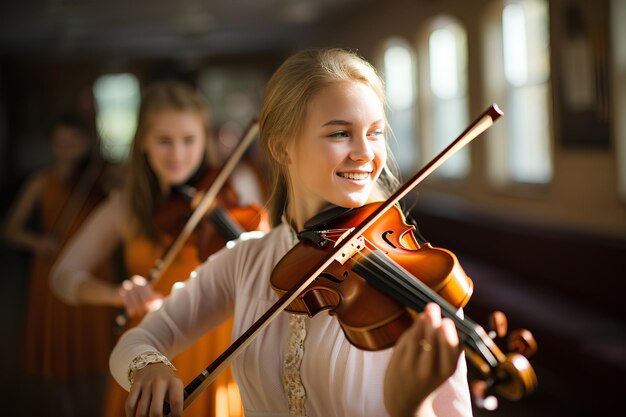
left=3, top=113, right=118, bottom=416
left=52, top=81, right=267, bottom=417
left=110, top=49, right=472, bottom=417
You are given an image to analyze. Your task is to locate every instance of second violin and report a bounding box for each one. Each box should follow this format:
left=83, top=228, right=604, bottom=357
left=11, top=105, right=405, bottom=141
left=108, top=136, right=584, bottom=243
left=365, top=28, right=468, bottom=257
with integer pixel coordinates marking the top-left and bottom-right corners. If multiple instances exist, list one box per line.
left=152, top=164, right=269, bottom=262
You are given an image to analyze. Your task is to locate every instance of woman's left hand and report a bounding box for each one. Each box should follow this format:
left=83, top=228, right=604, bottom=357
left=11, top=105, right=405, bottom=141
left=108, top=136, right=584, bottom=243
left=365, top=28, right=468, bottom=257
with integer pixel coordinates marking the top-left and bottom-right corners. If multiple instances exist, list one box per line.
left=383, top=303, right=462, bottom=417
left=119, top=275, right=163, bottom=318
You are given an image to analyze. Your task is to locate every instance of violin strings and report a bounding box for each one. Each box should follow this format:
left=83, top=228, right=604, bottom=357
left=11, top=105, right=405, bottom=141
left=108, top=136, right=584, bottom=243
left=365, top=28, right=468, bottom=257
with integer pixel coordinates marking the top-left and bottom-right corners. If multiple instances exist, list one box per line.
left=315, top=229, right=462, bottom=323
left=349, top=242, right=497, bottom=365
left=317, top=230, right=466, bottom=328
left=352, top=248, right=494, bottom=363
left=306, top=228, right=497, bottom=365
left=354, top=244, right=473, bottom=334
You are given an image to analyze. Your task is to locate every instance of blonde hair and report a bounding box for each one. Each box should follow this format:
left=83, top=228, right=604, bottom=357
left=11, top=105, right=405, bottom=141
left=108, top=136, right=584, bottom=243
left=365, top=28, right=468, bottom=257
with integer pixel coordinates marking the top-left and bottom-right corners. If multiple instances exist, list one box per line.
left=124, top=81, right=214, bottom=239
left=259, top=48, right=400, bottom=226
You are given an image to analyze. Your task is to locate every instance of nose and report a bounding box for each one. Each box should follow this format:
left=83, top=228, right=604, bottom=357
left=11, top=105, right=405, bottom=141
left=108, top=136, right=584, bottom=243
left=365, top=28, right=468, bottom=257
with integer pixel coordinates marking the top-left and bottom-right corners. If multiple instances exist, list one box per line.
left=170, top=141, right=186, bottom=161
left=350, top=133, right=375, bottom=162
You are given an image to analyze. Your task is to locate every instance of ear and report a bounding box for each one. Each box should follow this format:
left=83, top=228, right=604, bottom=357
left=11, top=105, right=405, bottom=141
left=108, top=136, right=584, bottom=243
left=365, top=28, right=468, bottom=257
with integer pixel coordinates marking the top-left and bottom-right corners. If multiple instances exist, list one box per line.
left=267, top=136, right=291, bottom=164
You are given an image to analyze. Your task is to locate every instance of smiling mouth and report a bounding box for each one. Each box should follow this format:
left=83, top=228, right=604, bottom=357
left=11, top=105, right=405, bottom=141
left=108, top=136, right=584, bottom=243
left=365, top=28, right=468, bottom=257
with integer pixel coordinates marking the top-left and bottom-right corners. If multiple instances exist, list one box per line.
left=165, top=164, right=185, bottom=171
left=337, top=172, right=370, bottom=181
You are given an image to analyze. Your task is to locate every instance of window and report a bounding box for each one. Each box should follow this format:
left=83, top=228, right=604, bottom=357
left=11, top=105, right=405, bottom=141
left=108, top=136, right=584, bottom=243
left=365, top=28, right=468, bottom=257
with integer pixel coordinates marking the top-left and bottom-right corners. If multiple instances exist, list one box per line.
left=381, top=39, right=417, bottom=175
left=484, top=0, right=552, bottom=186
left=93, top=73, right=140, bottom=162
left=420, top=17, right=470, bottom=179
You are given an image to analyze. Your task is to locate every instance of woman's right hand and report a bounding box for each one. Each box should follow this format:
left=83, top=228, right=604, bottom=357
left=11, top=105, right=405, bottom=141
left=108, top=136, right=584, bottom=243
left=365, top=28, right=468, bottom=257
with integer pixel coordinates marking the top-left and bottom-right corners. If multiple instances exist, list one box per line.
left=119, top=275, right=163, bottom=318
left=383, top=303, right=461, bottom=417
left=126, top=362, right=184, bottom=417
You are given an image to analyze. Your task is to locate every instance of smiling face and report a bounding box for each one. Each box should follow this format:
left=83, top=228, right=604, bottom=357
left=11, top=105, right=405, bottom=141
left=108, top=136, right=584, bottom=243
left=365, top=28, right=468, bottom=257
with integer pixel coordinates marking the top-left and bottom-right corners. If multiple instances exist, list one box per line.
left=284, top=81, right=387, bottom=226
left=142, top=109, right=207, bottom=190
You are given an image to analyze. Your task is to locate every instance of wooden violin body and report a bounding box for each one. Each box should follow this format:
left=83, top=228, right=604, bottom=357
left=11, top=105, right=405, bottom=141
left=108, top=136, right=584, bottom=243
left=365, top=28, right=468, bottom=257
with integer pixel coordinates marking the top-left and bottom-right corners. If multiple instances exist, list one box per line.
left=271, top=202, right=537, bottom=402
left=271, top=203, right=473, bottom=350
left=152, top=166, right=269, bottom=261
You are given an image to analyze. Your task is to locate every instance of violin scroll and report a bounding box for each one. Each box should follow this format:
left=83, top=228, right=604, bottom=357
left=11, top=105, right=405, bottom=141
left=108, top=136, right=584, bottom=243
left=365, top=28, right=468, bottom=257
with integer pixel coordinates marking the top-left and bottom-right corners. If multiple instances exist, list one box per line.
left=487, top=310, right=508, bottom=339
left=470, top=311, right=538, bottom=409
left=470, top=352, right=538, bottom=409
left=508, top=328, right=538, bottom=357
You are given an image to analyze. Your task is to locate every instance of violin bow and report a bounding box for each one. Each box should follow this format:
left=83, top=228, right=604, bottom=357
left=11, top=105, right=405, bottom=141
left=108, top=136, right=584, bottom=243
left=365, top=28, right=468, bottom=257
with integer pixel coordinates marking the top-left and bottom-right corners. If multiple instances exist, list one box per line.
left=51, top=152, right=108, bottom=243
left=115, top=119, right=259, bottom=328
left=167, top=104, right=503, bottom=414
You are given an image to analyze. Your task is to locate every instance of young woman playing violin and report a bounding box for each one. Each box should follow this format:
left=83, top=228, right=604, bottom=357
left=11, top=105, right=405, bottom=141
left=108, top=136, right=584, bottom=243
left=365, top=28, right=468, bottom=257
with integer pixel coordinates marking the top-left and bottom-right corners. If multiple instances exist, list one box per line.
left=110, top=49, right=472, bottom=417
left=51, top=81, right=267, bottom=417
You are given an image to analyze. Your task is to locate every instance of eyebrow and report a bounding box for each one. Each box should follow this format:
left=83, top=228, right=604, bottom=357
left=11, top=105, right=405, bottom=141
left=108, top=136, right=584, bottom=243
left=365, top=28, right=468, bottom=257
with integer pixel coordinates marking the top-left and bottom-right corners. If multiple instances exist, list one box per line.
left=322, top=120, right=351, bottom=127
left=321, top=119, right=384, bottom=127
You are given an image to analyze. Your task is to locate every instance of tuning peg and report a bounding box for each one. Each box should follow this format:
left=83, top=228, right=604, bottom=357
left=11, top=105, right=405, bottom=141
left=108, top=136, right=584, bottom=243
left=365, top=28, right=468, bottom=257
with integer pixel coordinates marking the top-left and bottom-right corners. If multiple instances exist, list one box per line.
left=487, top=310, right=508, bottom=339
left=470, top=380, right=498, bottom=410
left=507, top=328, right=538, bottom=357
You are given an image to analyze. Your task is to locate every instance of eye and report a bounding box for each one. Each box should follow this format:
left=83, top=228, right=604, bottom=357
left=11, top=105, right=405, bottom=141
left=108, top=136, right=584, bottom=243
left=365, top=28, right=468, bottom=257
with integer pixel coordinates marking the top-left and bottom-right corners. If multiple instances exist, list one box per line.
left=157, top=136, right=173, bottom=145
left=183, top=135, right=197, bottom=145
left=327, top=130, right=350, bottom=138
left=368, top=129, right=385, bottom=139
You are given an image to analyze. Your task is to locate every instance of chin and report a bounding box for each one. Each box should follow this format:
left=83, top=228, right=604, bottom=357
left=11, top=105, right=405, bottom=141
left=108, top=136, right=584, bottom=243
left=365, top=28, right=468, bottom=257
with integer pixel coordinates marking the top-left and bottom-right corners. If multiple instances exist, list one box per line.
left=335, top=194, right=370, bottom=209
left=169, top=173, right=193, bottom=186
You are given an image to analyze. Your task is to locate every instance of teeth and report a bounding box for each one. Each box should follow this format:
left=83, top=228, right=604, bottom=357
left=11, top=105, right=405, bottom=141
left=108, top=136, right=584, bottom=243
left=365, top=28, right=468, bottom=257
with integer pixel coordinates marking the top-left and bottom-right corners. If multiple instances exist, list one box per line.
left=338, top=172, right=369, bottom=180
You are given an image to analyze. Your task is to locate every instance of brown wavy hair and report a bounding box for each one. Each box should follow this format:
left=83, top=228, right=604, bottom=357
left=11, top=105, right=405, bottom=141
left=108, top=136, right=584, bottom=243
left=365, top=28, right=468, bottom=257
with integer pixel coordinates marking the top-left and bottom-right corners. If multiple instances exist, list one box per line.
left=123, top=81, right=214, bottom=239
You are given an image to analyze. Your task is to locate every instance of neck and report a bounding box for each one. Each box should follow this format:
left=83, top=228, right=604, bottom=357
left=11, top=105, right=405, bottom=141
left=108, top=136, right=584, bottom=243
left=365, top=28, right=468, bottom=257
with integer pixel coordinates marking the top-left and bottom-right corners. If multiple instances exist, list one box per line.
left=285, top=203, right=314, bottom=232
left=285, top=187, right=388, bottom=232
left=157, top=179, right=172, bottom=197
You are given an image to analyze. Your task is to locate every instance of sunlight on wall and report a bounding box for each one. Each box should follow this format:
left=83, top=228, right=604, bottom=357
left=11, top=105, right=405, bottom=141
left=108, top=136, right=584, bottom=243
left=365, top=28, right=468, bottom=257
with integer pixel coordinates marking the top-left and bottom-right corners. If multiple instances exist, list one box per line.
left=502, top=0, right=552, bottom=184
left=427, top=20, right=469, bottom=179
left=382, top=40, right=417, bottom=174
left=484, top=0, right=552, bottom=187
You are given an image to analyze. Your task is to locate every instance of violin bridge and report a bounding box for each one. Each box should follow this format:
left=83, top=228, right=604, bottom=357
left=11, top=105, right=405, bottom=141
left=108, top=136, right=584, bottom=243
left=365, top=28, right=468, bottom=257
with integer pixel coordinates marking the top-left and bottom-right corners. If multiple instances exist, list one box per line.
left=297, top=230, right=331, bottom=247
left=334, top=231, right=365, bottom=265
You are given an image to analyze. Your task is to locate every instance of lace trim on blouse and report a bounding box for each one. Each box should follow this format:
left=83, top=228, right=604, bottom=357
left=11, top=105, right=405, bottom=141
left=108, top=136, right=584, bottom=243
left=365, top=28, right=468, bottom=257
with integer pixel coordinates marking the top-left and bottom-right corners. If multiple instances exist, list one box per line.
left=282, top=219, right=307, bottom=415
left=283, top=314, right=307, bottom=415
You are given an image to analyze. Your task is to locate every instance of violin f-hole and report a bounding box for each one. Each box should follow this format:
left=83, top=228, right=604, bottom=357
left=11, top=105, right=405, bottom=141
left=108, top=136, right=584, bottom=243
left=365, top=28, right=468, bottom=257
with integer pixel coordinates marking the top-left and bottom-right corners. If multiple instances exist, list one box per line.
left=318, top=272, right=344, bottom=284
left=381, top=230, right=397, bottom=248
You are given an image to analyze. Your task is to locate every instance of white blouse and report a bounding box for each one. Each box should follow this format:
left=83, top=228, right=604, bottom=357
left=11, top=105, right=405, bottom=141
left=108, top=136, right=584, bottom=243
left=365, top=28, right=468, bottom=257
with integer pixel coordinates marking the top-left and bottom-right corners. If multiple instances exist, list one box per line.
left=110, top=223, right=473, bottom=417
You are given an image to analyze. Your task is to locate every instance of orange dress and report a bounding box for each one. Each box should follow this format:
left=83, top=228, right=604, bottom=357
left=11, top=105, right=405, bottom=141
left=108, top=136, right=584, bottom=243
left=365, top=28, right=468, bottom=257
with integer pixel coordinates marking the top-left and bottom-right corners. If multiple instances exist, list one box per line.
left=101, top=232, right=243, bottom=417
left=22, top=169, right=117, bottom=378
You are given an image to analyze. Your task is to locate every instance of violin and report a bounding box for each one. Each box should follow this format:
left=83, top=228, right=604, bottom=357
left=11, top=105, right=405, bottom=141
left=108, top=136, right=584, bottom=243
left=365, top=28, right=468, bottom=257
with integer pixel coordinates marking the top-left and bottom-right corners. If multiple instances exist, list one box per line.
left=271, top=202, right=537, bottom=405
left=163, top=104, right=537, bottom=414
left=272, top=202, right=474, bottom=349
left=152, top=165, right=269, bottom=262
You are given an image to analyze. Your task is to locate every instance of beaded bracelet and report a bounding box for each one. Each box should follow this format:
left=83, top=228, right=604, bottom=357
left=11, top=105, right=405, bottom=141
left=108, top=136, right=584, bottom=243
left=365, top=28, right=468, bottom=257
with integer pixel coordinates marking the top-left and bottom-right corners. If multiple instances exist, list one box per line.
left=128, top=351, right=176, bottom=386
